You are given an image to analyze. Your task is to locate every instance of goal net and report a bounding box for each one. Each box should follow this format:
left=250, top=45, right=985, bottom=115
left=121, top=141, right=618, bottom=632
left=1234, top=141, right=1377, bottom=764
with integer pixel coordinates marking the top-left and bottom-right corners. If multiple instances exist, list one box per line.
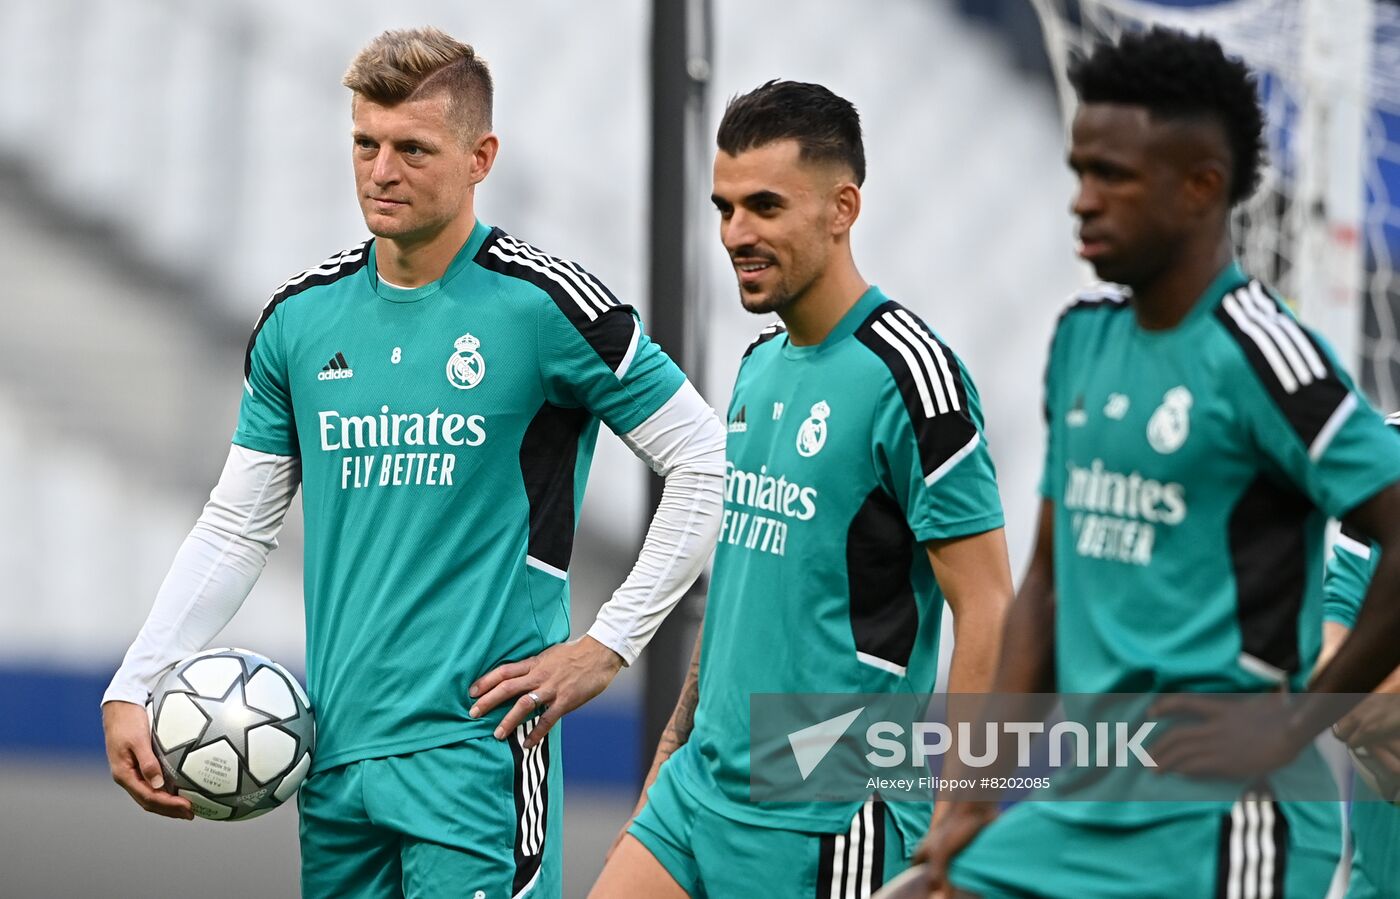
left=1030, top=0, right=1400, bottom=410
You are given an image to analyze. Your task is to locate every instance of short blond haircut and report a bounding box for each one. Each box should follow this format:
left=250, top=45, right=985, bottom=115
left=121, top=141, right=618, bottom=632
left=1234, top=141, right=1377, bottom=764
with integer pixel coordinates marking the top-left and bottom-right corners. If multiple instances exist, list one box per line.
left=343, top=27, right=493, bottom=139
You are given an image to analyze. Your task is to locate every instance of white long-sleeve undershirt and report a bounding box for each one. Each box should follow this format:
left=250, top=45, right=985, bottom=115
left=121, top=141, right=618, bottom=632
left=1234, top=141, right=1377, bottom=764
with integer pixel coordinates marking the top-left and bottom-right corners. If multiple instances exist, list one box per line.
left=587, top=380, right=726, bottom=665
left=104, top=380, right=725, bottom=703
left=103, top=446, right=300, bottom=705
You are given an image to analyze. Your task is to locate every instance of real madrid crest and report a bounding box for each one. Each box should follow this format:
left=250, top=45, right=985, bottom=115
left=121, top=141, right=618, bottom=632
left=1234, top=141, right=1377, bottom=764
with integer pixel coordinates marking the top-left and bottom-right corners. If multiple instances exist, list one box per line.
left=796, top=400, right=830, bottom=458
left=446, top=333, right=486, bottom=390
left=1147, top=386, right=1191, bottom=454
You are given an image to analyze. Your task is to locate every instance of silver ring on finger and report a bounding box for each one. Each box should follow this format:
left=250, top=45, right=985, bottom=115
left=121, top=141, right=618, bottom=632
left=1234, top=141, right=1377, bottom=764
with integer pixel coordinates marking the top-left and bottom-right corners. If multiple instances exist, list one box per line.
left=527, top=691, right=543, bottom=709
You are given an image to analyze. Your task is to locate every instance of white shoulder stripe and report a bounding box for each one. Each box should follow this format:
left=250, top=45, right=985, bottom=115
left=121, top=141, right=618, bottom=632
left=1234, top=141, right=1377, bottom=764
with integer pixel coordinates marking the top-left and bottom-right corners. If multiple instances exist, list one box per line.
left=499, top=235, right=614, bottom=316
left=277, top=247, right=366, bottom=293
left=1235, top=288, right=1314, bottom=389
left=558, top=253, right=617, bottom=310
left=871, top=319, right=935, bottom=417
left=881, top=312, right=949, bottom=414
left=1223, top=292, right=1300, bottom=393
left=1237, top=283, right=1325, bottom=388
left=254, top=246, right=367, bottom=324
left=895, top=309, right=962, bottom=413
left=498, top=235, right=611, bottom=311
left=496, top=236, right=603, bottom=313
left=489, top=244, right=600, bottom=321
left=1068, top=284, right=1130, bottom=306
left=1064, top=285, right=1131, bottom=309
left=1249, top=282, right=1327, bottom=379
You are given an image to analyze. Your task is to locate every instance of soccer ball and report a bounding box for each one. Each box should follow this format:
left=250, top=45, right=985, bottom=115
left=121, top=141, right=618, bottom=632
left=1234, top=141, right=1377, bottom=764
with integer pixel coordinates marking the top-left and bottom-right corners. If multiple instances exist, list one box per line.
left=1351, top=746, right=1400, bottom=806
left=146, top=647, right=315, bottom=821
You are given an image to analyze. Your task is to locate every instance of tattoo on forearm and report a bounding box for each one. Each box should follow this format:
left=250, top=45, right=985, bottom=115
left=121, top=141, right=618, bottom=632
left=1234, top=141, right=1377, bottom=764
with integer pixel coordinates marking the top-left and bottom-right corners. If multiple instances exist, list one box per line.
left=662, top=635, right=703, bottom=752
left=673, top=667, right=700, bottom=738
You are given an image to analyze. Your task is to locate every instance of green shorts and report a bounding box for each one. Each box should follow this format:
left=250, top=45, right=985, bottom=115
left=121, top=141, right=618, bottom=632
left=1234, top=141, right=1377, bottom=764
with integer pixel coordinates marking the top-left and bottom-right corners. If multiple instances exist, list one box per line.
left=1347, top=775, right=1400, bottom=899
left=298, top=720, right=562, bottom=899
left=630, top=759, right=911, bottom=898
left=949, top=797, right=1341, bottom=899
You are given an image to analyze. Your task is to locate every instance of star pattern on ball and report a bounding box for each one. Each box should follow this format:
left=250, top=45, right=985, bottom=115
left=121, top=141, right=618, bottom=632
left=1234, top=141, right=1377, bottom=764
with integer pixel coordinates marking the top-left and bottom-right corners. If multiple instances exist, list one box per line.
left=189, top=676, right=277, bottom=761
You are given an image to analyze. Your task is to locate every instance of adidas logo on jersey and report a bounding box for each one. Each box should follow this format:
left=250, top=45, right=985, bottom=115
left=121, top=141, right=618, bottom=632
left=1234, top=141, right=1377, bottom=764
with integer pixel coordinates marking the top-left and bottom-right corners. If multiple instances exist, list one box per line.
left=728, top=406, right=748, bottom=433
left=318, top=352, right=354, bottom=381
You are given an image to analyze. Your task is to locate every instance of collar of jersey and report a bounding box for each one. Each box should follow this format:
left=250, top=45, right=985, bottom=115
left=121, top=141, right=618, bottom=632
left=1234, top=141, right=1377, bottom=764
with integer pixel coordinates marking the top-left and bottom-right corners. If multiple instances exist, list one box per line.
left=367, top=219, right=492, bottom=303
left=1132, top=259, right=1247, bottom=339
left=781, top=285, right=886, bottom=359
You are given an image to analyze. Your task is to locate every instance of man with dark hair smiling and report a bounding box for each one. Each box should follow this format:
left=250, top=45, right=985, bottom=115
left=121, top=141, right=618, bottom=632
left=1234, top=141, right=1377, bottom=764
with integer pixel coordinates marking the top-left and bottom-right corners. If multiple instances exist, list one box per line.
left=919, top=27, right=1400, bottom=898
left=591, top=80, right=1013, bottom=899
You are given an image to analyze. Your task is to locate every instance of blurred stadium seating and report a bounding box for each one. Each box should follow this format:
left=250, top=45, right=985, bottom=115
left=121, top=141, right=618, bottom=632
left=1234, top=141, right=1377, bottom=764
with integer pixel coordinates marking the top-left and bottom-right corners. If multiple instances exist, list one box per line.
left=0, top=0, right=1082, bottom=895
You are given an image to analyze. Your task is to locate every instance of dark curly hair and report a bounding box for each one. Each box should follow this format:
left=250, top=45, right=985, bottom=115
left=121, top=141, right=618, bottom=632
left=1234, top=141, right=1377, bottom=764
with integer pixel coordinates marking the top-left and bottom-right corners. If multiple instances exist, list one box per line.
left=717, top=80, right=866, bottom=186
left=1068, top=26, right=1266, bottom=206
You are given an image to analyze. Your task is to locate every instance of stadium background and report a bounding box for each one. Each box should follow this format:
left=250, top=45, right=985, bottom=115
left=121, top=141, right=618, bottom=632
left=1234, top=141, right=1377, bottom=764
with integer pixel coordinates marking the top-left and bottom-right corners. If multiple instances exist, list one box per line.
left=0, top=1, right=1391, bottom=896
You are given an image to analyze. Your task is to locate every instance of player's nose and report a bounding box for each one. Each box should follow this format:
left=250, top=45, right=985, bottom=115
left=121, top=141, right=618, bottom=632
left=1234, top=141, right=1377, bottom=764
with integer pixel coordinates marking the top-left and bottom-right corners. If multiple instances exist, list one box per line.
left=370, top=148, right=401, bottom=186
left=722, top=211, right=757, bottom=253
left=1071, top=179, right=1101, bottom=218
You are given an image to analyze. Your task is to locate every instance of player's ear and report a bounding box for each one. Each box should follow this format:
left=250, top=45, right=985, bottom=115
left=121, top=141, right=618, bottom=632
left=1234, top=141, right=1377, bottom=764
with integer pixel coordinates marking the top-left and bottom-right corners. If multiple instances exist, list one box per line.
left=1182, top=158, right=1228, bottom=216
left=469, top=132, right=500, bottom=186
left=831, top=182, right=861, bottom=234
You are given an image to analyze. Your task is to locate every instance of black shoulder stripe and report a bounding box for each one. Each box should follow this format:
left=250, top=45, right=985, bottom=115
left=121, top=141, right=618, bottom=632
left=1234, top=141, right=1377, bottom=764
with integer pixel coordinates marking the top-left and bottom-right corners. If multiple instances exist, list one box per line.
left=855, top=301, right=979, bottom=485
left=742, top=322, right=786, bottom=359
left=475, top=228, right=636, bottom=372
left=1215, top=280, right=1351, bottom=451
left=244, top=241, right=371, bottom=381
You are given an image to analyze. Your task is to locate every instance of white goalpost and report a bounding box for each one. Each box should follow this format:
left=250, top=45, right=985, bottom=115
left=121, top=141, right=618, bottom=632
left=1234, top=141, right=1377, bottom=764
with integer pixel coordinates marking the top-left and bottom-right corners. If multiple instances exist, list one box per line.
left=1029, top=0, right=1396, bottom=408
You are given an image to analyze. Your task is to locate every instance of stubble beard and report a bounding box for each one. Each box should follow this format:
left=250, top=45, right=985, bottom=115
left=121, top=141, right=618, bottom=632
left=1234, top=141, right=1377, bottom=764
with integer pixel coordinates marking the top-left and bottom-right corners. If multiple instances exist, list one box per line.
left=738, top=269, right=803, bottom=316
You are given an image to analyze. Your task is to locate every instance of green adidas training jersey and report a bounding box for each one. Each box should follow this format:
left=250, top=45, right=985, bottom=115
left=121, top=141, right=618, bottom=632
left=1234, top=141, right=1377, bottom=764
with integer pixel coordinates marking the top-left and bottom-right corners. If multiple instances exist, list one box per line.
left=1042, top=262, right=1400, bottom=699
left=671, top=286, right=1004, bottom=835
left=1039, top=262, right=1400, bottom=827
left=1323, top=413, right=1400, bottom=632
left=1322, top=414, right=1400, bottom=899
left=234, top=221, right=684, bottom=772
